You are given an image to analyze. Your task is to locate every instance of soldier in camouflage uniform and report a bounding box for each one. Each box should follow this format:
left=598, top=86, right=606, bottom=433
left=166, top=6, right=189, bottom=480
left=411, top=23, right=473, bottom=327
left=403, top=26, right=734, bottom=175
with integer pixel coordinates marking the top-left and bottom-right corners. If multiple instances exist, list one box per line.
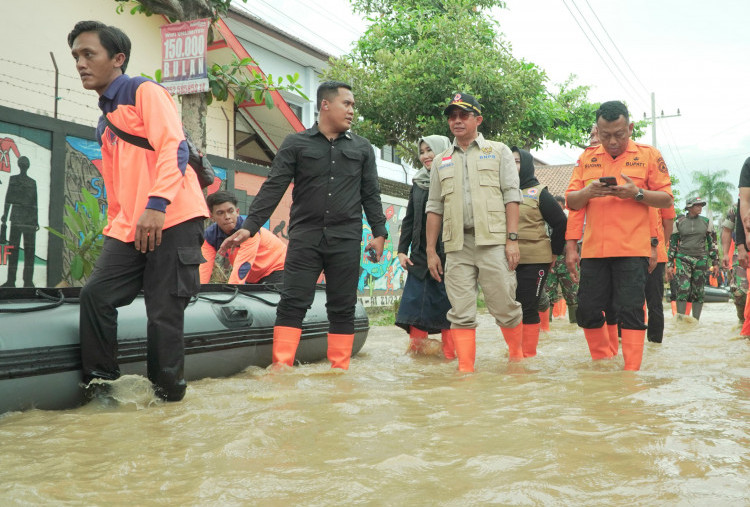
left=668, top=196, right=718, bottom=320
left=544, top=195, right=578, bottom=323
left=721, top=202, right=748, bottom=322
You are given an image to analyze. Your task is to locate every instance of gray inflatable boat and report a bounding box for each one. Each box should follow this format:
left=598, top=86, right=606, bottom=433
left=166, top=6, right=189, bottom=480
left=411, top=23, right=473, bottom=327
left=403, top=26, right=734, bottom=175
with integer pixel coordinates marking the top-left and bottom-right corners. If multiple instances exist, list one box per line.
left=0, top=284, right=369, bottom=415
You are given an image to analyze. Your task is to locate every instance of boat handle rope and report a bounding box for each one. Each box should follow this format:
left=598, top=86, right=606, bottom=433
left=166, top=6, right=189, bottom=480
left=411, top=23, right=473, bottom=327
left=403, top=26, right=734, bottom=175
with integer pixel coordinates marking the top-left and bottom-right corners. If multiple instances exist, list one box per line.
left=192, top=287, right=240, bottom=305
left=0, top=289, right=65, bottom=313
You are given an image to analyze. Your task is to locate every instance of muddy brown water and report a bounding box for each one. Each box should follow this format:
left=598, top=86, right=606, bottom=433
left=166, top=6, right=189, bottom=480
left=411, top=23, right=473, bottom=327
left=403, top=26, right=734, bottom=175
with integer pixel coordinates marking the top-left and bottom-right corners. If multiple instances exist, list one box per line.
left=1, top=302, right=748, bottom=505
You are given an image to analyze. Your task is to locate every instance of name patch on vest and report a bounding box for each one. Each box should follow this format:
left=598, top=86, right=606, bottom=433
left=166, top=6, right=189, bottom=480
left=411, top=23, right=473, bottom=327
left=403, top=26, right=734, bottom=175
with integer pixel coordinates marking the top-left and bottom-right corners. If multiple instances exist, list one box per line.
left=479, top=154, right=496, bottom=160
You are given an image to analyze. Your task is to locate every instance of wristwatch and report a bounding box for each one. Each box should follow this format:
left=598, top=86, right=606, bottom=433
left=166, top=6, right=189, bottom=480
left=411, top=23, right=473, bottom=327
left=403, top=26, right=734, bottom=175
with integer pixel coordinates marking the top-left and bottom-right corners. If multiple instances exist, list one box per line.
left=650, top=237, right=659, bottom=247
left=507, top=232, right=519, bottom=241
left=634, top=188, right=645, bottom=201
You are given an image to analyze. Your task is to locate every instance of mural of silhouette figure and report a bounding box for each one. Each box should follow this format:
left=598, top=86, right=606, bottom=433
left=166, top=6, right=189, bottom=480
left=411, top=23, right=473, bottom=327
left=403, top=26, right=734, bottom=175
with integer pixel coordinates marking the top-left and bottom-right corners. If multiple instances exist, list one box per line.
left=1, top=156, right=38, bottom=287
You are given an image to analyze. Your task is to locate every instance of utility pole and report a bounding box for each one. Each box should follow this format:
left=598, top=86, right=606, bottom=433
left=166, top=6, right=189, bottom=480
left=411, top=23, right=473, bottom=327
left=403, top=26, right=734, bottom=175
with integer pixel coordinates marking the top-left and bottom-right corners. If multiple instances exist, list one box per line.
left=643, top=92, right=680, bottom=149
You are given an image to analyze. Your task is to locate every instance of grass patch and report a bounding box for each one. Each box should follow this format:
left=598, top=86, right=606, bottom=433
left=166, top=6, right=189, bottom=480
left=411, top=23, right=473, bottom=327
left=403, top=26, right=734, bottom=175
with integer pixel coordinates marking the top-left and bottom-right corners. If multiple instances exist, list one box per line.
left=364, top=290, right=487, bottom=327
left=365, top=300, right=398, bottom=326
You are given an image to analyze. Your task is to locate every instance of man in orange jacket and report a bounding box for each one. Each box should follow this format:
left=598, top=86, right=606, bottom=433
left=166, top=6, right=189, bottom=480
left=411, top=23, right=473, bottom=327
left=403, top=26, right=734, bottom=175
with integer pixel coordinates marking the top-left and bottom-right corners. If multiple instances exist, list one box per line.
left=200, top=191, right=285, bottom=285
left=565, top=101, right=673, bottom=371
left=69, top=21, right=209, bottom=401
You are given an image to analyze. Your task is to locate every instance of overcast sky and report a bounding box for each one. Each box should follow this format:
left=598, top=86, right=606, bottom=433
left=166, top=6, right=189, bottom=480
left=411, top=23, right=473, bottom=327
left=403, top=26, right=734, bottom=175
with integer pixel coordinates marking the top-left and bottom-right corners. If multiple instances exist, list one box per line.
left=246, top=0, right=750, bottom=201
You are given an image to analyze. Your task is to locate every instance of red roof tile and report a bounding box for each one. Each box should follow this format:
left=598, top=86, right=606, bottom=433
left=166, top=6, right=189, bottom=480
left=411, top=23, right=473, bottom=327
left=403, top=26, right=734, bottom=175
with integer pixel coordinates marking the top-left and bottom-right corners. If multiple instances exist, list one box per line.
left=534, top=164, right=575, bottom=198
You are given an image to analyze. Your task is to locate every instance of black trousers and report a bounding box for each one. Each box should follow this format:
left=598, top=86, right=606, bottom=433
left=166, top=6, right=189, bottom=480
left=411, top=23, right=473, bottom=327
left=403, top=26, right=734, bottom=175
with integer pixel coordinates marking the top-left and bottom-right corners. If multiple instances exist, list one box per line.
left=645, top=262, right=666, bottom=342
left=79, top=219, right=204, bottom=400
left=276, top=235, right=360, bottom=334
left=5, top=224, right=36, bottom=287
left=515, top=263, right=549, bottom=324
left=577, top=257, right=649, bottom=330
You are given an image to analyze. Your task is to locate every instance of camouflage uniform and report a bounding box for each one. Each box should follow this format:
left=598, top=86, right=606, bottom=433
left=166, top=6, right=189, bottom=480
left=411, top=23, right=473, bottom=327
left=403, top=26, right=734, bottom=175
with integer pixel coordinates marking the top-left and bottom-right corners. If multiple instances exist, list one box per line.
left=721, top=204, right=748, bottom=319
left=545, top=253, right=579, bottom=306
left=669, top=215, right=718, bottom=303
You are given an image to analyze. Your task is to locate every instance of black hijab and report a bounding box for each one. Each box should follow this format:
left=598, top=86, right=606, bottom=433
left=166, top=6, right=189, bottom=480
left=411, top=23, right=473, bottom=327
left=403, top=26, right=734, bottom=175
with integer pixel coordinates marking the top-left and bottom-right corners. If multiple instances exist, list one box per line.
left=511, top=146, right=540, bottom=190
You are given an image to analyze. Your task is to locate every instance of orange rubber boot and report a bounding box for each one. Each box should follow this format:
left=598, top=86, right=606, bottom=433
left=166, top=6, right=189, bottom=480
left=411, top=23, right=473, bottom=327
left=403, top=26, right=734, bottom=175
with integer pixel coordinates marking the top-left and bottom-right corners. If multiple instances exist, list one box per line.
left=501, top=322, right=524, bottom=362
left=441, top=329, right=456, bottom=360
left=539, top=310, right=550, bottom=332
left=272, top=326, right=302, bottom=367
left=606, top=324, right=619, bottom=356
left=327, top=333, right=355, bottom=370
left=671, top=300, right=677, bottom=316
left=583, top=326, right=613, bottom=360
left=408, top=326, right=428, bottom=352
left=452, top=328, right=476, bottom=372
left=685, top=302, right=692, bottom=316
left=742, top=290, right=750, bottom=336
left=621, top=329, right=646, bottom=371
left=522, top=322, right=540, bottom=358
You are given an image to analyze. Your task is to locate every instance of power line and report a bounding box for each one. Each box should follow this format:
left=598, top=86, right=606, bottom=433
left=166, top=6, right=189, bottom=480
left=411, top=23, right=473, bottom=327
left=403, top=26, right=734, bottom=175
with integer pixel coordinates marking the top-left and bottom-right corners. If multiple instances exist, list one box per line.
left=564, top=0, right=648, bottom=112
left=581, top=0, right=650, bottom=96
left=249, top=0, right=354, bottom=55
left=558, top=0, right=645, bottom=112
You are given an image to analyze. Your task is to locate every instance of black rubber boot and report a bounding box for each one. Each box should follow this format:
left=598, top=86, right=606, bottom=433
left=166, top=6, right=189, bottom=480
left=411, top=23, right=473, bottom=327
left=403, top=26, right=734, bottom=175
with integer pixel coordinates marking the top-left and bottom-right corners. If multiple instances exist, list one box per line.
left=567, top=304, right=578, bottom=324
left=691, top=302, right=703, bottom=321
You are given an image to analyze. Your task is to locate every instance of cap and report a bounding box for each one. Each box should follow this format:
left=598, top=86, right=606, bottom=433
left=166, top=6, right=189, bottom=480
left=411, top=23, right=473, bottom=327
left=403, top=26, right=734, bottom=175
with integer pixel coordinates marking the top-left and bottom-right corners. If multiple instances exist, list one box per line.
left=444, top=92, right=481, bottom=116
left=685, top=196, right=707, bottom=209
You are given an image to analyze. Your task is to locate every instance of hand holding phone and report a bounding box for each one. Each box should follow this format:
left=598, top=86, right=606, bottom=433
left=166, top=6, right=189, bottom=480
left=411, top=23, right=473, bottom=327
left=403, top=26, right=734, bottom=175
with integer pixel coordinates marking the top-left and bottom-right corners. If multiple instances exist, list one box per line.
left=599, top=176, right=618, bottom=186
left=367, top=248, right=379, bottom=263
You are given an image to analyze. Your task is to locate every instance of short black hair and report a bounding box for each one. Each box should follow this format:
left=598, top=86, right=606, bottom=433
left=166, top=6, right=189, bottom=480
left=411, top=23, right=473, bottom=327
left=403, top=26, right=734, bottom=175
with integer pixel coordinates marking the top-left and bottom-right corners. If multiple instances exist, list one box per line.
left=317, top=80, right=352, bottom=110
left=206, top=190, right=238, bottom=212
left=68, top=21, right=132, bottom=73
left=596, top=101, right=629, bottom=123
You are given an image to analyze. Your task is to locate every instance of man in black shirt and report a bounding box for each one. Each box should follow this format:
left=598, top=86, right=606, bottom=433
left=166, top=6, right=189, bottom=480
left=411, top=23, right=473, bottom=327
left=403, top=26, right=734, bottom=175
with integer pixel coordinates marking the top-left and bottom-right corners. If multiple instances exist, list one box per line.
left=220, top=81, right=387, bottom=370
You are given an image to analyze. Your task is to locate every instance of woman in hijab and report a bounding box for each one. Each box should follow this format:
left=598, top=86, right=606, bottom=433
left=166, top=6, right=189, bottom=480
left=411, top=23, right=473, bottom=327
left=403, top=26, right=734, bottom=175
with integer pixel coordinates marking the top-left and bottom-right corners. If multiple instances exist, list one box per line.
left=510, top=146, right=567, bottom=358
left=395, top=135, right=455, bottom=358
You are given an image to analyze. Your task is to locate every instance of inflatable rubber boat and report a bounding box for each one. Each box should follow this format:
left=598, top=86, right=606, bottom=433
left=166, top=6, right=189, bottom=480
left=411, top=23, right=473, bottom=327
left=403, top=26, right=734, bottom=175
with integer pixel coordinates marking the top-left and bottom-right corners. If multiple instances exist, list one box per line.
left=0, top=284, right=369, bottom=415
left=665, top=285, right=732, bottom=303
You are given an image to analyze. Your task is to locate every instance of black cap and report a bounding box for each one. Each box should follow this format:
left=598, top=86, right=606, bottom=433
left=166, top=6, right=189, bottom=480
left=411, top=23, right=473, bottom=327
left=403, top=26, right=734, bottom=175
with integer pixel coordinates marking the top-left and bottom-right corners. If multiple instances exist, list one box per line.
left=444, top=92, right=481, bottom=116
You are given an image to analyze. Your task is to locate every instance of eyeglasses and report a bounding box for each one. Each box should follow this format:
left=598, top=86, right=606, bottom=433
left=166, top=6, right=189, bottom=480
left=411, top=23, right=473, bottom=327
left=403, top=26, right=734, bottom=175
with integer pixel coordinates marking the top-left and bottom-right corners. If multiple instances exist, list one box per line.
left=447, top=110, right=474, bottom=121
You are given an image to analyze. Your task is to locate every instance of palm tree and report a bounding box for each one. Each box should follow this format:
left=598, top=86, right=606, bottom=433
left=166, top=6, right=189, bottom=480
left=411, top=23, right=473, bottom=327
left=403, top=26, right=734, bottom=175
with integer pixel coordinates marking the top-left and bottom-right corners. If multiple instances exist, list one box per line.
left=688, top=169, right=735, bottom=230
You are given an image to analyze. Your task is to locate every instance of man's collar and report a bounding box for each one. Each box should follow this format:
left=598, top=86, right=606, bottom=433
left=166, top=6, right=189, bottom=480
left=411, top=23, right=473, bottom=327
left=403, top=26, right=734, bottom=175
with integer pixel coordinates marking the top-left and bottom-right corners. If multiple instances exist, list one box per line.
left=308, top=122, right=352, bottom=140
left=451, top=132, right=484, bottom=151
left=98, top=74, right=128, bottom=107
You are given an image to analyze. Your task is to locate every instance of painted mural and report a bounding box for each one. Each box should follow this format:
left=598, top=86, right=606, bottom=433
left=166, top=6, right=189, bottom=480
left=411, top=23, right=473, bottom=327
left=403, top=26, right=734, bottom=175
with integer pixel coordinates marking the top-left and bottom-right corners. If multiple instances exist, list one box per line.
left=4, top=123, right=408, bottom=304
left=0, top=122, right=52, bottom=288
left=233, top=171, right=293, bottom=241
left=62, top=136, right=228, bottom=286
left=358, top=200, right=408, bottom=307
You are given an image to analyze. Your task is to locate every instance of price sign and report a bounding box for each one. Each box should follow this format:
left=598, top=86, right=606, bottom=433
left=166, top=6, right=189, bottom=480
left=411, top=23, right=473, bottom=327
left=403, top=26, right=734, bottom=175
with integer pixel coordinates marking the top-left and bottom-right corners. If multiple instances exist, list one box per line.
left=160, top=18, right=211, bottom=95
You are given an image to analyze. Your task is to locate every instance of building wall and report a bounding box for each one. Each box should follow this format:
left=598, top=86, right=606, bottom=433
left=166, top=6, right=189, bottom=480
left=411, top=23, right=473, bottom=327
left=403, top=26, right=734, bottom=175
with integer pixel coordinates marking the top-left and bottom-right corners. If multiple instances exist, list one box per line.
left=0, top=0, right=239, bottom=161
left=0, top=106, right=412, bottom=304
left=0, top=3, right=415, bottom=304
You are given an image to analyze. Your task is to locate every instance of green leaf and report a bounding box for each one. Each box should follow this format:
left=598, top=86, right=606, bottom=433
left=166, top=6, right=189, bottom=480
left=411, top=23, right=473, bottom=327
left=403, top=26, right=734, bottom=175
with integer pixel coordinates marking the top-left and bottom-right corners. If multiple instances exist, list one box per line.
left=70, top=254, right=84, bottom=280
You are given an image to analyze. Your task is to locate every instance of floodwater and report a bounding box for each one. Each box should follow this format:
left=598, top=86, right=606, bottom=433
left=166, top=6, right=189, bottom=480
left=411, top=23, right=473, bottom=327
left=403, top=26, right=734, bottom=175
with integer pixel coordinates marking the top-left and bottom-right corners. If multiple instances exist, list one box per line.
left=1, top=302, right=748, bottom=506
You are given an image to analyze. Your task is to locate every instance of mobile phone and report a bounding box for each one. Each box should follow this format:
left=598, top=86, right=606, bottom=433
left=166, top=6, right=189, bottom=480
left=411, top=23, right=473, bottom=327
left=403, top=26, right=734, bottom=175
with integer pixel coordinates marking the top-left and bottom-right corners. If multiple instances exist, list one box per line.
left=599, top=176, right=618, bottom=186
left=367, top=248, right=378, bottom=262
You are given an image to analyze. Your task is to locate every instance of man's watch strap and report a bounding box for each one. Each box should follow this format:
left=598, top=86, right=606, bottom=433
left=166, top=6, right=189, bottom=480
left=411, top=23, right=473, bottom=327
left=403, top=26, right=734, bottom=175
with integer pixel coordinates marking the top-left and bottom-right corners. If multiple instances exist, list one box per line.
left=651, top=237, right=659, bottom=247
left=634, top=187, right=645, bottom=201
left=507, top=232, right=519, bottom=241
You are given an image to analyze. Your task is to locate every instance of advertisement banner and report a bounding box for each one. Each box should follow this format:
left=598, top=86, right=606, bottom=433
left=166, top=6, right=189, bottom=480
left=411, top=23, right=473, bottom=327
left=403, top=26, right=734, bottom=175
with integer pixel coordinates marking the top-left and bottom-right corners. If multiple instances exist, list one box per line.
left=160, top=18, right=211, bottom=95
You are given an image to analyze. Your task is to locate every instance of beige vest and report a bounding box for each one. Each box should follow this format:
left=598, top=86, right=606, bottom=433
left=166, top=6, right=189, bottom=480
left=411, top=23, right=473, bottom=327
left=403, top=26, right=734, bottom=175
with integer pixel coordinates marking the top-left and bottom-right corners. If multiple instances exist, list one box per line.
left=435, top=139, right=513, bottom=253
left=518, top=184, right=552, bottom=264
